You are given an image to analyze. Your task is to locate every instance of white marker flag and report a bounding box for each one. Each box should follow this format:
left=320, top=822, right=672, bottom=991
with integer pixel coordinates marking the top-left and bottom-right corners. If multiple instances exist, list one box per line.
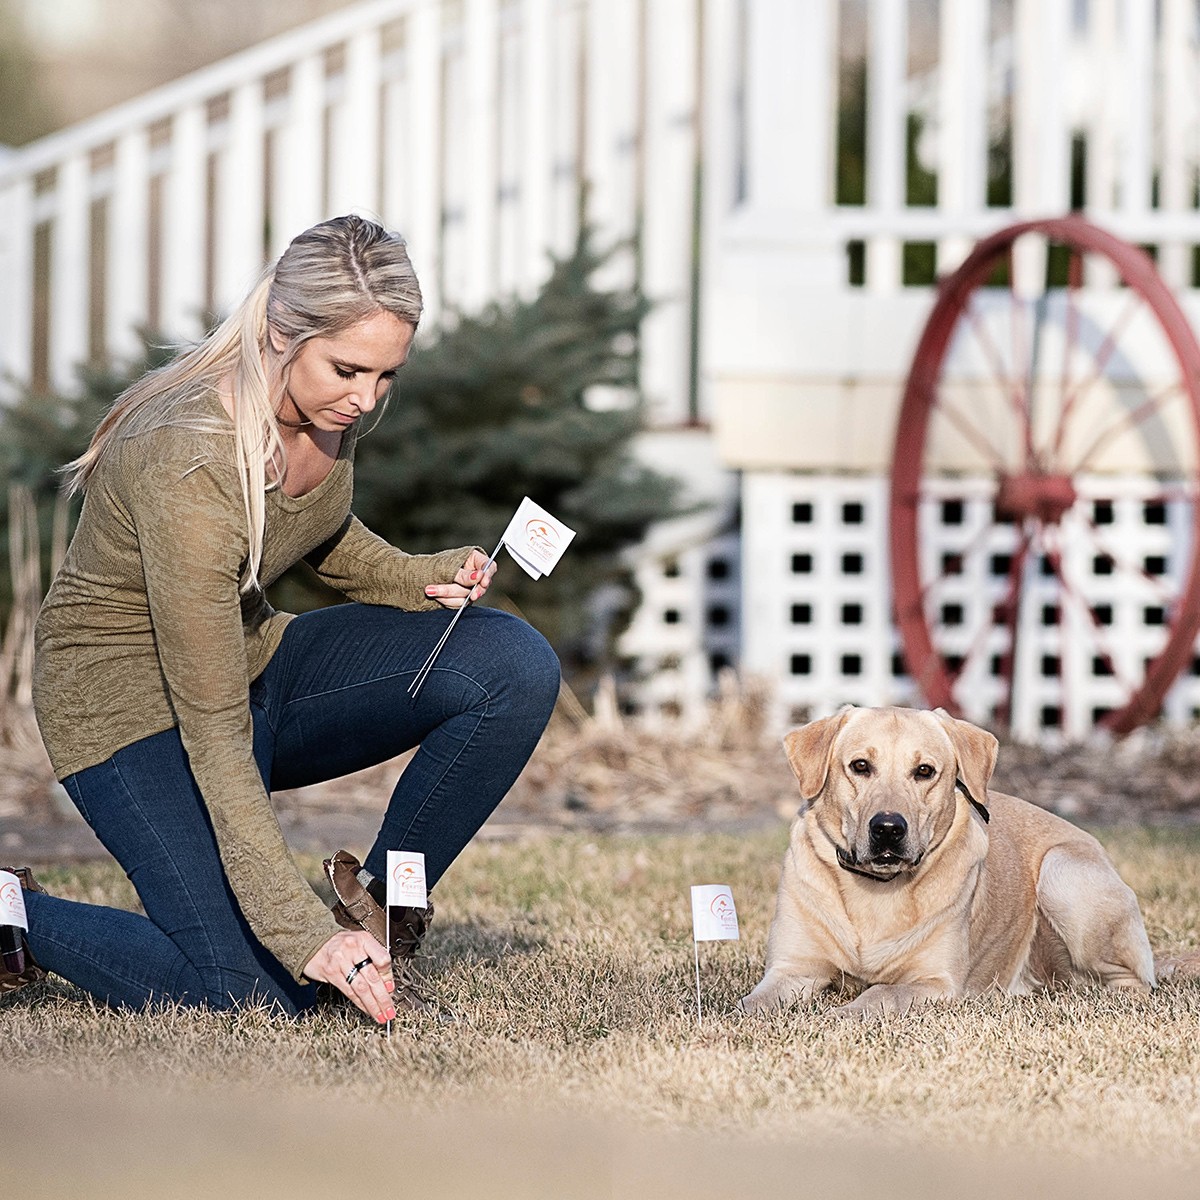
left=0, top=870, right=29, bottom=931
left=407, top=496, right=577, bottom=699
left=500, top=496, right=577, bottom=580
left=690, top=884, right=740, bottom=942
left=386, top=850, right=428, bottom=910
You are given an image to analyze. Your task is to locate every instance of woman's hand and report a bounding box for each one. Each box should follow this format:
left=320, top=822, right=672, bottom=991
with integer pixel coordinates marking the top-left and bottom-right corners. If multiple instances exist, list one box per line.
left=424, top=548, right=497, bottom=609
left=304, top=929, right=395, bottom=1023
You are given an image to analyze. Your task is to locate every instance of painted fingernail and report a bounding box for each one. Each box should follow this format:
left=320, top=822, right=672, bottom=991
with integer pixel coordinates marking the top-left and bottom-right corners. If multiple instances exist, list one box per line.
left=470, top=570, right=480, bottom=580
left=425, top=586, right=436, bottom=594
left=386, top=1008, right=397, bottom=1020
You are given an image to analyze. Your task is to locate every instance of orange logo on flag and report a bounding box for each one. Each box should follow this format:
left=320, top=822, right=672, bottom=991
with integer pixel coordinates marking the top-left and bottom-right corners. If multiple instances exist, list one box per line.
left=709, top=893, right=738, bottom=931
left=524, top=518, right=560, bottom=556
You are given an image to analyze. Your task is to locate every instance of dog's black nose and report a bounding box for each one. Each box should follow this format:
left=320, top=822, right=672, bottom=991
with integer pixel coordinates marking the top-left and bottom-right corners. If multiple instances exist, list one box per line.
left=868, top=811, right=908, bottom=851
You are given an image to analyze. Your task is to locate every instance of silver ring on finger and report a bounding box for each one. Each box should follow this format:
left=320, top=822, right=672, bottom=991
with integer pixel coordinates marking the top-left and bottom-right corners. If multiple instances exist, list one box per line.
left=345, top=956, right=372, bottom=985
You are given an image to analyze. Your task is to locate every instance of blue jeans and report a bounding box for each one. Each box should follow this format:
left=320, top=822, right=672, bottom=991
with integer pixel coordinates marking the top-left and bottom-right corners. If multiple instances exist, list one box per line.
left=23, top=604, right=560, bottom=1015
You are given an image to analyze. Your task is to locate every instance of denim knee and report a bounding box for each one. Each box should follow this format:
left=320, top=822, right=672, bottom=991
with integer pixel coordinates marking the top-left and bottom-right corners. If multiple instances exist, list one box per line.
left=486, top=610, right=561, bottom=715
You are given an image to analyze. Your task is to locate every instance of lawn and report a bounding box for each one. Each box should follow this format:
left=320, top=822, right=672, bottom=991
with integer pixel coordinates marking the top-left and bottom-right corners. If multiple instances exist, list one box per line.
left=4, top=826, right=1200, bottom=1198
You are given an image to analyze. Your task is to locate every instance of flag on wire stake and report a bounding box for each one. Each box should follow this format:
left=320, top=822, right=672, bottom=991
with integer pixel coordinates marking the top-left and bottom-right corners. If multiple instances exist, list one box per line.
left=0, top=871, right=30, bottom=932
left=690, top=884, right=740, bottom=1026
left=384, top=851, right=428, bottom=1039
left=408, top=497, right=576, bottom=699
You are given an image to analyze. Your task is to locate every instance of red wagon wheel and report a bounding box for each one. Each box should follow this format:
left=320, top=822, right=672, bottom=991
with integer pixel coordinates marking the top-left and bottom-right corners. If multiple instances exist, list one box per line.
left=890, top=216, right=1200, bottom=739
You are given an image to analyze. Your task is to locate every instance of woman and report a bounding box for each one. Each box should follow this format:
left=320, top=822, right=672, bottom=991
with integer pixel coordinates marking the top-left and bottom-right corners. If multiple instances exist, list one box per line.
left=1, top=215, right=561, bottom=1023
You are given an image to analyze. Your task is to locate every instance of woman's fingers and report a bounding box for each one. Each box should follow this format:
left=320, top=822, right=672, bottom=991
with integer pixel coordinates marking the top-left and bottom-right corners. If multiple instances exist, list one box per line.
left=341, top=936, right=395, bottom=1021
left=426, top=560, right=497, bottom=609
left=306, top=931, right=396, bottom=1023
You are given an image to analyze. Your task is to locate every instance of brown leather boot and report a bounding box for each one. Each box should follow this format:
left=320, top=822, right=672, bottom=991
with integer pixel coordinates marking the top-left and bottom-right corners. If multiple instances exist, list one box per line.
left=1, top=867, right=48, bottom=995
left=322, top=850, right=438, bottom=1013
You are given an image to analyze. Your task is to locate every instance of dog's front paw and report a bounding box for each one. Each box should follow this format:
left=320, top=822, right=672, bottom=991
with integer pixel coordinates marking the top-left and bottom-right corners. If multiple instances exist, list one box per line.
left=739, top=970, right=824, bottom=1015
left=832, top=982, right=950, bottom=1019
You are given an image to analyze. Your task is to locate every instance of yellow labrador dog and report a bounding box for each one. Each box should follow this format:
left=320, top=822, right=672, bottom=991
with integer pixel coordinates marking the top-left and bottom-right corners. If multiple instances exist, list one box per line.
left=741, top=706, right=1164, bottom=1018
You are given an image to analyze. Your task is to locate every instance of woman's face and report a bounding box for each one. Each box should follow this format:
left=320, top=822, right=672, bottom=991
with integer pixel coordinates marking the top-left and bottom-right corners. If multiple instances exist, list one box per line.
left=280, top=309, right=415, bottom=431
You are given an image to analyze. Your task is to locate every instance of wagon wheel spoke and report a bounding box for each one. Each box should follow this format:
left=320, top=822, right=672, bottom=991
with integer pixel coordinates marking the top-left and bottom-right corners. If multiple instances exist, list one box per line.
left=1054, top=289, right=1145, bottom=457
left=992, top=527, right=1034, bottom=730
left=927, top=399, right=1012, bottom=471
left=964, top=297, right=1034, bottom=455
left=1078, top=515, right=1178, bottom=606
left=1038, top=529, right=1144, bottom=704
left=913, top=517, right=1001, bottom=610
left=1008, top=270, right=1036, bottom=460
left=1050, top=249, right=1086, bottom=460
left=1069, top=381, right=1187, bottom=474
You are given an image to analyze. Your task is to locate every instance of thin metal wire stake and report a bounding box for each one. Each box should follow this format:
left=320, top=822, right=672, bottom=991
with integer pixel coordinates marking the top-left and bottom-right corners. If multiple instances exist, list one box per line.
left=408, top=537, right=505, bottom=699
left=386, top=903, right=392, bottom=1040
left=694, top=939, right=703, bottom=1026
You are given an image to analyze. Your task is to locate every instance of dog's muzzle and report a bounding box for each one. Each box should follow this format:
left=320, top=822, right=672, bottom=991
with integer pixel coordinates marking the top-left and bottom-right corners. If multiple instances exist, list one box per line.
left=837, top=815, right=924, bottom=881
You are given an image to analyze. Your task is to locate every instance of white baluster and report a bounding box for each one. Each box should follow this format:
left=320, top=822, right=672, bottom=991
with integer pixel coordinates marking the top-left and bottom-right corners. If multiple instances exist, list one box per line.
left=518, top=0, right=552, bottom=295
left=215, top=78, right=266, bottom=313
left=583, top=0, right=639, bottom=288
left=0, top=176, right=35, bottom=390
left=548, top=0, right=583, bottom=259
left=641, top=0, right=700, bottom=426
left=937, top=0, right=988, bottom=273
left=274, top=53, right=325, bottom=254
left=1012, top=0, right=1069, bottom=294
left=407, top=0, right=443, bottom=322
left=108, top=128, right=151, bottom=360
left=380, top=45, right=410, bottom=231
left=495, top=5, right=522, bottom=294
left=329, top=27, right=383, bottom=217
left=161, top=103, right=208, bottom=339
left=462, top=0, right=499, bottom=312
left=50, top=153, right=91, bottom=391
left=866, top=0, right=905, bottom=294
left=1120, top=0, right=1155, bottom=219
left=1159, top=0, right=1196, bottom=288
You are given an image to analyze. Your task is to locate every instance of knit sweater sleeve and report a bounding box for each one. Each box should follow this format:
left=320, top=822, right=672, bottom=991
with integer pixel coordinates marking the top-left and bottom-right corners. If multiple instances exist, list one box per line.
left=130, top=449, right=339, bottom=981
left=304, top=514, right=478, bottom=610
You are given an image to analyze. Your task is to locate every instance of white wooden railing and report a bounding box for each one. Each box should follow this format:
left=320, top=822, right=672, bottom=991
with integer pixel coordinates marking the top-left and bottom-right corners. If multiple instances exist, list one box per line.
left=2, top=0, right=1200, bottom=428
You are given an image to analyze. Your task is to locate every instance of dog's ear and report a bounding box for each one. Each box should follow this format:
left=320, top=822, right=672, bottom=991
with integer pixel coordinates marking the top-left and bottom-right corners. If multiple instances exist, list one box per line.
left=783, top=709, right=852, bottom=800
left=933, top=708, right=998, bottom=814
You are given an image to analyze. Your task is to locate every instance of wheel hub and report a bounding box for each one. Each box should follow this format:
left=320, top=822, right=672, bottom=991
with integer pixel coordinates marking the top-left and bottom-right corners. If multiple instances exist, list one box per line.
left=994, top=471, right=1078, bottom=525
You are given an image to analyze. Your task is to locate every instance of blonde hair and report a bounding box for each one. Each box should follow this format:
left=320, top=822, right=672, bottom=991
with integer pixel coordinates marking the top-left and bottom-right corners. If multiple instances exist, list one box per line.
left=64, top=215, right=422, bottom=592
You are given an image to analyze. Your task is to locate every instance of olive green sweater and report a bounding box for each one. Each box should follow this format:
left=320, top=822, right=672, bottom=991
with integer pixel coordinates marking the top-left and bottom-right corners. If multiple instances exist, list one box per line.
left=33, top=390, right=474, bottom=981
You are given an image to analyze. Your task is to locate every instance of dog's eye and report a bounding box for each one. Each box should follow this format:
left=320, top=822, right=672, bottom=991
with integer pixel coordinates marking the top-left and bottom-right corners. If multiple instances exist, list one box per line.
left=849, top=758, right=872, bottom=776
left=913, top=763, right=936, bottom=780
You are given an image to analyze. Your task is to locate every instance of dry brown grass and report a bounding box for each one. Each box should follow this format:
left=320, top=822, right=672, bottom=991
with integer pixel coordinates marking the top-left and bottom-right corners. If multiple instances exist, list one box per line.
left=4, top=826, right=1200, bottom=1197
